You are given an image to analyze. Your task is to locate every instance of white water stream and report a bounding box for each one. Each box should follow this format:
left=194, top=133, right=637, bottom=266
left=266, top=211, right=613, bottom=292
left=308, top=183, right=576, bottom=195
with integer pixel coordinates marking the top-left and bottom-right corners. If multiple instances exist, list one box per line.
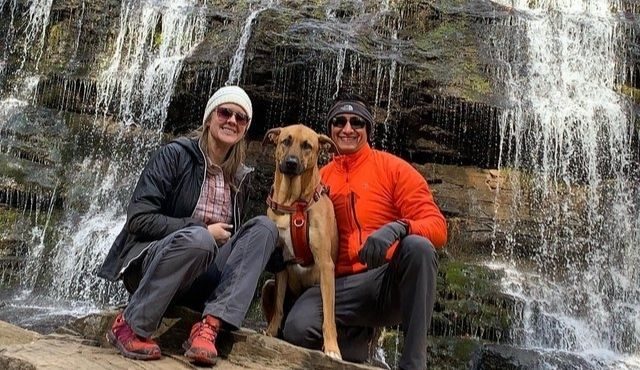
left=51, top=0, right=208, bottom=304
left=226, top=2, right=277, bottom=85
left=96, top=0, right=207, bottom=128
left=489, top=0, right=638, bottom=368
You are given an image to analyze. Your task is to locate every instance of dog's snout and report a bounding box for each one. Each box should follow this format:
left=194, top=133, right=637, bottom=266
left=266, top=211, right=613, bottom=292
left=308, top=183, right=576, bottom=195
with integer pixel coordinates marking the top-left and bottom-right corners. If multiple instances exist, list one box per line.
left=285, top=155, right=299, bottom=168
left=280, top=155, right=302, bottom=175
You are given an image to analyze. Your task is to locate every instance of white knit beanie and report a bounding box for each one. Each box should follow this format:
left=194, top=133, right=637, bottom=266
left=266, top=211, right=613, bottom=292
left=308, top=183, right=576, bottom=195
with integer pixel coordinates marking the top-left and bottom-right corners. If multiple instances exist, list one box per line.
left=202, top=85, right=253, bottom=128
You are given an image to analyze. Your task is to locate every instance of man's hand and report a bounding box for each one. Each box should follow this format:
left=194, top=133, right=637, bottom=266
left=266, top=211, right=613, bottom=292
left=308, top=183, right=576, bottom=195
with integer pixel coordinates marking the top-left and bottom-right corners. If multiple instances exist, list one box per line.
left=358, top=221, right=408, bottom=268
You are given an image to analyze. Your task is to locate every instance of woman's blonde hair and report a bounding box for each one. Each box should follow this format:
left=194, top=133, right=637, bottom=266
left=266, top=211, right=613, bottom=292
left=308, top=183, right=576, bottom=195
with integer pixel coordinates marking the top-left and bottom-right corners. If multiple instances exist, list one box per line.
left=191, top=112, right=246, bottom=189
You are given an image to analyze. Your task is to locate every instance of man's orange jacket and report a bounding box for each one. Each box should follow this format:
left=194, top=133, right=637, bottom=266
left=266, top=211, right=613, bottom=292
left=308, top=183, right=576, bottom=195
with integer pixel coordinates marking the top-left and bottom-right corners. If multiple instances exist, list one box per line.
left=320, top=144, right=447, bottom=277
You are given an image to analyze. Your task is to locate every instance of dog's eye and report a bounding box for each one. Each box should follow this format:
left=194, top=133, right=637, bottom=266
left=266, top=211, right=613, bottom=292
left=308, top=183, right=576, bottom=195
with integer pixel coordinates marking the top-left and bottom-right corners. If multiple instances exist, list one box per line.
left=301, top=141, right=312, bottom=150
left=282, top=137, right=292, bottom=146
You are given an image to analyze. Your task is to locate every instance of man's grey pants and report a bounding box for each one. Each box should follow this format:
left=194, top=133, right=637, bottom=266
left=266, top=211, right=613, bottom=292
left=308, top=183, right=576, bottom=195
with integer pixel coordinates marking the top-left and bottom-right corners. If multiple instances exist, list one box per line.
left=282, top=235, right=438, bottom=370
left=122, top=215, right=278, bottom=338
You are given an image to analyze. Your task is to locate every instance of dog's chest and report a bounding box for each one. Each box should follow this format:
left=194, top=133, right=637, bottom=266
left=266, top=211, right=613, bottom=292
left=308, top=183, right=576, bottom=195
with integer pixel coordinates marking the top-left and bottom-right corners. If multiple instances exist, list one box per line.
left=275, top=215, right=295, bottom=259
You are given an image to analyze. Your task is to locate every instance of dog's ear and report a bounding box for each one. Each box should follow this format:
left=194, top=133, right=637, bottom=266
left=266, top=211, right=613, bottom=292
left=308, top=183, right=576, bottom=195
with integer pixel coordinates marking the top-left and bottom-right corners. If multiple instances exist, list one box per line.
left=318, top=134, right=339, bottom=155
left=262, top=127, right=282, bottom=146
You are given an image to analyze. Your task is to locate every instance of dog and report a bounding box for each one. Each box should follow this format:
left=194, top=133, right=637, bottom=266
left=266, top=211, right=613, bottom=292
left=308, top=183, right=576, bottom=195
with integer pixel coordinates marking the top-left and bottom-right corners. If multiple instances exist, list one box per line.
left=263, top=124, right=341, bottom=360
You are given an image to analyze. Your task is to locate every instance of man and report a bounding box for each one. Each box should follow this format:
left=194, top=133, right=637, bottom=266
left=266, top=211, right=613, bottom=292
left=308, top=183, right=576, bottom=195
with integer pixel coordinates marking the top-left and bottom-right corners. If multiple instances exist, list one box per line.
left=280, top=93, right=447, bottom=370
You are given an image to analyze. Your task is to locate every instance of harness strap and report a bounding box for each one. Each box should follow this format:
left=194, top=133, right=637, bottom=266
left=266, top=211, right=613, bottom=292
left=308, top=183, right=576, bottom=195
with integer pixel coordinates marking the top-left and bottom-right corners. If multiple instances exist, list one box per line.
left=291, top=201, right=313, bottom=266
left=266, top=183, right=329, bottom=267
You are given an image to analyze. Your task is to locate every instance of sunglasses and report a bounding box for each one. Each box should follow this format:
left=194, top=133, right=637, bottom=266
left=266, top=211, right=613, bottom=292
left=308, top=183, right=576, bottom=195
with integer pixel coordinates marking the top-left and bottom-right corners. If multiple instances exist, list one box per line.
left=330, top=116, right=367, bottom=129
left=216, top=107, right=249, bottom=126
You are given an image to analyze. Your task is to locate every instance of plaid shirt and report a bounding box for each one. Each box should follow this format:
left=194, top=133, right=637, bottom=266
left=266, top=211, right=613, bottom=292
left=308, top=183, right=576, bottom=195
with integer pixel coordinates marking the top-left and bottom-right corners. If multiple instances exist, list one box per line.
left=193, top=166, right=232, bottom=225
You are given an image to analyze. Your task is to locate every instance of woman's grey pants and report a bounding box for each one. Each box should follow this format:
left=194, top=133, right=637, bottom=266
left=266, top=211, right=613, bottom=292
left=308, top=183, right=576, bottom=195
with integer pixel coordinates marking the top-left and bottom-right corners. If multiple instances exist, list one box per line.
left=282, top=235, right=438, bottom=370
left=122, top=215, right=278, bottom=338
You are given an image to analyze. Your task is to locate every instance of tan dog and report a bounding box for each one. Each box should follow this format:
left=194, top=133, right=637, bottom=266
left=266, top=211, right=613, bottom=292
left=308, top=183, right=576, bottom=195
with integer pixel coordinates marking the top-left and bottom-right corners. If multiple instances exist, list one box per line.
left=263, top=124, right=341, bottom=360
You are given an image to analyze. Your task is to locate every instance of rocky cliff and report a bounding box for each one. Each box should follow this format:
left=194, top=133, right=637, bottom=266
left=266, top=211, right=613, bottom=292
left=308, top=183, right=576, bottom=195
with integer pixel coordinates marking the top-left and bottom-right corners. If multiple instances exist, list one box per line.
left=1, top=0, right=639, bottom=369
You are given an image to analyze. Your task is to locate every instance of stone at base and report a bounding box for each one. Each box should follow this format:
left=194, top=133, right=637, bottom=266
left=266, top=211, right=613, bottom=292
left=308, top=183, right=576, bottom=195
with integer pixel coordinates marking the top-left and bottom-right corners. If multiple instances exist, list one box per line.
left=0, top=309, right=378, bottom=370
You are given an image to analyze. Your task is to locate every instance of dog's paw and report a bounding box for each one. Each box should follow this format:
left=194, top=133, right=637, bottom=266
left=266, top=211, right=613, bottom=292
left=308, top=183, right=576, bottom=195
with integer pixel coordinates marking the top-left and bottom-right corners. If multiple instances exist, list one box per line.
left=325, top=350, right=342, bottom=360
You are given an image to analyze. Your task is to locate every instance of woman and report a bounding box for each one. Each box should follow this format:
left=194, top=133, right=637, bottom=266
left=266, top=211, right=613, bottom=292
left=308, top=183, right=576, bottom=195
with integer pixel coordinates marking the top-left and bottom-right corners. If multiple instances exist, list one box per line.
left=98, top=86, right=278, bottom=365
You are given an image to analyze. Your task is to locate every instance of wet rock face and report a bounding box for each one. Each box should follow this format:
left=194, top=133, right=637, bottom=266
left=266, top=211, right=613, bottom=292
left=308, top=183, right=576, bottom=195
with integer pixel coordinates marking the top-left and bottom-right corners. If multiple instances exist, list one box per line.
left=1, top=1, right=638, bottom=369
left=162, top=1, right=505, bottom=166
left=469, top=344, right=598, bottom=370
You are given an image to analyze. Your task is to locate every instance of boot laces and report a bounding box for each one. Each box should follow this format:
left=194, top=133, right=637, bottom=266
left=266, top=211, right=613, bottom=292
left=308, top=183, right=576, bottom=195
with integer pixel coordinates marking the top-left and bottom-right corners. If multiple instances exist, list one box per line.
left=196, top=319, right=216, bottom=342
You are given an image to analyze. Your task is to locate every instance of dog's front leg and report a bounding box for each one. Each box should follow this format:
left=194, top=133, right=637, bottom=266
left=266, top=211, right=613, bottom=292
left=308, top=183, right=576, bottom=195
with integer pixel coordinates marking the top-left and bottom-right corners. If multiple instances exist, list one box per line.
left=318, top=258, right=342, bottom=360
left=265, top=270, right=288, bottom=337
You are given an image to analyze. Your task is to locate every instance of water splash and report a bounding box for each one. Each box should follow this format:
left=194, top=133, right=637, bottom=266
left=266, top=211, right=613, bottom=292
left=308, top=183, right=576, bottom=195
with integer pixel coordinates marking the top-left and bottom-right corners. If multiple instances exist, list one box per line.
left=488, top=0, right=639, bottom=365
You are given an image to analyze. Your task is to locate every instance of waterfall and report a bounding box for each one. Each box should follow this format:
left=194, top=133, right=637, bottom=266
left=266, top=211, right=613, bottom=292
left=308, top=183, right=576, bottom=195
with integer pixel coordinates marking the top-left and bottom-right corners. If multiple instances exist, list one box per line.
left=226, top=2, right=276, bottom=86
left=333, top=43, right=347, bottom=99
left=20, top=0, right=53, bottom=71
left=0, top=0, right=18, bottom=84
left=72, top=0, right=86, bottom=59
left=96, top=0, right=207, bottom=128
left=47, top=0, right=208, bottom=304
left=489, top=0, right=639, bottom=367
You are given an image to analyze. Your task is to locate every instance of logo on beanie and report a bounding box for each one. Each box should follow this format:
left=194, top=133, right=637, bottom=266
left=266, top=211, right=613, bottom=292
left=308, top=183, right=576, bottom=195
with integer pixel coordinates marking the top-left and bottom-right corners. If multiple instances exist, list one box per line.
left=341, top=104, right=354, bottom=111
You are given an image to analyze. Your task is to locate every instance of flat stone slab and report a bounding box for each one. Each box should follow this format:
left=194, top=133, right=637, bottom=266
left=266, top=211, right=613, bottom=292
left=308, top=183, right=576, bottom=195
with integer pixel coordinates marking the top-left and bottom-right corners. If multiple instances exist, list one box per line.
left=0, top=310, right=378, bottom=370
left=0, top=320, right=40, bottom=346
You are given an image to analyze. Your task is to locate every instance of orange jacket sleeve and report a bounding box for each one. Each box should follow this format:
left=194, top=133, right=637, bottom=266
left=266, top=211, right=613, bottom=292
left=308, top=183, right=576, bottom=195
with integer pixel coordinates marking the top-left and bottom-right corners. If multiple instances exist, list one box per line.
left=391, top=159, right=447, bottom=248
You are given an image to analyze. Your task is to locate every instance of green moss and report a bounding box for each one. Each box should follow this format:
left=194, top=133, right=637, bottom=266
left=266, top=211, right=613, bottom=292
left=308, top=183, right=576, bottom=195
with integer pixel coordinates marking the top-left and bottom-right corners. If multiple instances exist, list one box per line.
left=440, top=259, right=503, bottom=297
left=451, top=337, right=480, bottom=358
left=409, top=18, right=492, bottom=102
left=428, top=336, right=483, bottom=370
left=47, top=23, right=63, bottom=49
left=0, top=162, right=26, bottom=184
left=414, top=21, right=464, bottom=57
left=458, top=61, right=491, bottom=100
left=0, top=208, right=20, bottom=232
left=433, top=259, right=513, bottom=341
left=153, top=30, right=163, bottom=49
left=620, top=84, right=640, bottom=104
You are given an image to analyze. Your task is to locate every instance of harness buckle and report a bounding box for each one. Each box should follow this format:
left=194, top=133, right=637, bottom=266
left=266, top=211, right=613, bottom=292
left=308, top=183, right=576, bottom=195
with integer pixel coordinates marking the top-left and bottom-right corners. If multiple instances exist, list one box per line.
left=293, top=217, right=305, bottom=227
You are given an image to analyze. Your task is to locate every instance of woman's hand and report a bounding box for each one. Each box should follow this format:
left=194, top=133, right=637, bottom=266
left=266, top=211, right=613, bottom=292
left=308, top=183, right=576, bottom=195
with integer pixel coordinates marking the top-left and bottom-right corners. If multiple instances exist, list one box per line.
left=207, top=223, right=233, bottom=245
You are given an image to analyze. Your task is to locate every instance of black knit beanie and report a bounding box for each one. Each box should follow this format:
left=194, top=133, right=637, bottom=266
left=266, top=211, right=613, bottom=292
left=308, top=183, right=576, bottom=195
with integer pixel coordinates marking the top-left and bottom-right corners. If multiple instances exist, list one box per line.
left=326, top=100, right=374, bottom=140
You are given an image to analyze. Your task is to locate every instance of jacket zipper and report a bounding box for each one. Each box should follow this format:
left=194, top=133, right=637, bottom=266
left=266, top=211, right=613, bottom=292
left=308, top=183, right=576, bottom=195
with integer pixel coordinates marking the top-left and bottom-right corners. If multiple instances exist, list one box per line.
left=350, top=192, right=362, bottom=246
left=119, top=241, right=155, bottom=275
left=192, top=141, right=208, bottom=218
left=344, top=163, right=362, bottom=246
left=233, top=171, right=251, bottom=229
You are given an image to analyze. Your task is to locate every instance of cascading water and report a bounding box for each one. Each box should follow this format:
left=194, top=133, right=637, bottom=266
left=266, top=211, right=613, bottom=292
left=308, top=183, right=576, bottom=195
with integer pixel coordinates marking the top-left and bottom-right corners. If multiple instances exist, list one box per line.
left=48, top=0, right=209, bottom=305
left=0, top=0, right=18, bottom=83
left=227, top=1, right=277, bottom=85
left=97, top=0, right=207, bottom=127
left=267, top=0, right=404, bottom=151
left=488, top=0, right=639, bottom=367
left=19, top=0, right=53, bottom=71
left=0, top=0, right=209, bottom=322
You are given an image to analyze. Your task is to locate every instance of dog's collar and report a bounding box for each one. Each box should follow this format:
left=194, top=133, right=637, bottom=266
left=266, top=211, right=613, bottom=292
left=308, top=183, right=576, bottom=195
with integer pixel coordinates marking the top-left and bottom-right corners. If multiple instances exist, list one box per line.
left=266, top=183, right=329, bottom=214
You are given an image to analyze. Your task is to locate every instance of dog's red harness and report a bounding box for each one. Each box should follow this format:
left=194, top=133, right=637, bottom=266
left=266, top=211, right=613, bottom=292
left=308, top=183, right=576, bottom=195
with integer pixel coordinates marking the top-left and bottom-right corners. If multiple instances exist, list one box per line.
left=266, top=183, right=329, bottom=266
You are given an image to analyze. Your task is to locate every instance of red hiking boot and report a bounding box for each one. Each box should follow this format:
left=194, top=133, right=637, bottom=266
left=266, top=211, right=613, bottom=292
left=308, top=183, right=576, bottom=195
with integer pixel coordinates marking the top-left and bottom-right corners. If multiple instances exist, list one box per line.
left=106, top=312, right=161, bottom=360
left=183, top=315, right=220, bottom=365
